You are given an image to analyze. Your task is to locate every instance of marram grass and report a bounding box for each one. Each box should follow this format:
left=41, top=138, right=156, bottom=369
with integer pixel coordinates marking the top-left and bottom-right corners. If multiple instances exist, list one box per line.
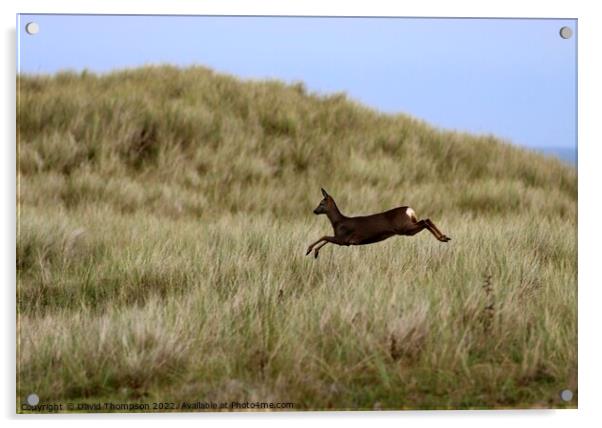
left=17, top=65, right=576, bottom=411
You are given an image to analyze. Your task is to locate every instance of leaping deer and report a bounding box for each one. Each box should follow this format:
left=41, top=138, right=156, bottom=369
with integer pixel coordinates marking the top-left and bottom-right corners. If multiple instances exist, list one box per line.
left=306, top=188, right=451, bottom=259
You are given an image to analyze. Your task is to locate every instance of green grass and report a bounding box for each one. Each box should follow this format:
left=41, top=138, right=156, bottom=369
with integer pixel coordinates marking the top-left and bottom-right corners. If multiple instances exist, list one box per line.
left=17, top=65, right=577, bottom=411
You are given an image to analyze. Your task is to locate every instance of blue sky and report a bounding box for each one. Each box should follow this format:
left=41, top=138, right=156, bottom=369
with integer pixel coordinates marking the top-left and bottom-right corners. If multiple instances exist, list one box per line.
left=17, top=15, right=576, bottom=149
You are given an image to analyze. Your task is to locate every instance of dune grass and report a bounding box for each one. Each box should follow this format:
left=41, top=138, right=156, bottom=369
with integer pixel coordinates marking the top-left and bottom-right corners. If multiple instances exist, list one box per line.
left=17, top=66, right=577, bottom=411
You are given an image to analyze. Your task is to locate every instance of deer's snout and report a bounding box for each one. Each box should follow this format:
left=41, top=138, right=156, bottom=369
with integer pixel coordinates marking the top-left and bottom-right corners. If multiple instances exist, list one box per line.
left=313, top=199, right=328, bottom=214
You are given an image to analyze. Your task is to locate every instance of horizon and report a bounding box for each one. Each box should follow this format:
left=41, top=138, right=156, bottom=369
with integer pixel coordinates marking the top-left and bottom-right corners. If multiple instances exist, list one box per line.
left=17, top=15, right=577, bottom=151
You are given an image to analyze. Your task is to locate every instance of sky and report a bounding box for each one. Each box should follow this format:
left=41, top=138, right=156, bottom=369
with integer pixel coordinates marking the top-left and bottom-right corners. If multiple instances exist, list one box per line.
left=17, top=15, right=577, bottom=149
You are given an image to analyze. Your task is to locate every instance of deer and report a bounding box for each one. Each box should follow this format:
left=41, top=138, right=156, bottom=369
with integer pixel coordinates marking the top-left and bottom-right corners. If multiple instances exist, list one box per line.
left=305, top=188, right=451, bottom=259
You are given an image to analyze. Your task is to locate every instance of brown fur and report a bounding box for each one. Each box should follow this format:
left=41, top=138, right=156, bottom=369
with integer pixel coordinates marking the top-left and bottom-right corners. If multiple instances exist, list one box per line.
left=306, top=188, right=451, bottom=258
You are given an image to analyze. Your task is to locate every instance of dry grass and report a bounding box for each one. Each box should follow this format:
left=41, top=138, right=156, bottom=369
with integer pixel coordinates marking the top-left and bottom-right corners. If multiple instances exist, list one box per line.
left=17, top=66, right=577, bottom=411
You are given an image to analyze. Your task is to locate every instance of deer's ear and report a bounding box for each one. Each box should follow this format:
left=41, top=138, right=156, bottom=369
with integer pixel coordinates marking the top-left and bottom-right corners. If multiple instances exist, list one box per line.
left=321, top=188, right=329, bottom=198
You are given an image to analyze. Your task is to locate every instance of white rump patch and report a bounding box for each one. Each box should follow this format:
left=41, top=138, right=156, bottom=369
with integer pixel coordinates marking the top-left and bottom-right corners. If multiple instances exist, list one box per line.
left=406, top=207, right=418, bottom=222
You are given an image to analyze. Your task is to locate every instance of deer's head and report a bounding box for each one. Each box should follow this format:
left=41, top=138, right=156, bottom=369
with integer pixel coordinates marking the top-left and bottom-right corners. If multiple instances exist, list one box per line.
left=313, top=188, right=333, bottom=215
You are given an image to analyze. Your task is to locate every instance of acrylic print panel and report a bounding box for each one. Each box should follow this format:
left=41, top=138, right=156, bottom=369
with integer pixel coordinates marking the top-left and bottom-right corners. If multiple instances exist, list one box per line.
left=16, top=15, right=577, bottom=413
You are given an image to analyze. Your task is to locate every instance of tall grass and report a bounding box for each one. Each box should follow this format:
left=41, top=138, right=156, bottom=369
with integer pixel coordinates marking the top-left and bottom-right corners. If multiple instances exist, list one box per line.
left=17, top=66, right=576, bottom=411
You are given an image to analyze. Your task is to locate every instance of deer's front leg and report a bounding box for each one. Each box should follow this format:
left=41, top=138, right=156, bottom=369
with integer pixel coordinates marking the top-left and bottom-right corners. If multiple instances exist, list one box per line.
left=306, top=236, right=329, bottom=256
left=313, top=241, right=329, bottom=259
left=311, top=236, right=347, bottom=259
left=306, top=236, right=344, bottom=256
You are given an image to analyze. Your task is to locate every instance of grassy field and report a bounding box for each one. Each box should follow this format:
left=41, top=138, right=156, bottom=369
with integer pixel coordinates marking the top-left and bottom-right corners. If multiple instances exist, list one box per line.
left=17, top=66, right=577, bottom=411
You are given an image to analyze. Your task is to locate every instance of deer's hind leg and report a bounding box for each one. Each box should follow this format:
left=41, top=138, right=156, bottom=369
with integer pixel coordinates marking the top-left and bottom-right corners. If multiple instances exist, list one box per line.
left=424, top=219, right=451, bottom=242
left=402, top=208, right=450, bottom=243
left=402, top=220, right=428, bottom=236
left=403, top=219, right=450, bottom=243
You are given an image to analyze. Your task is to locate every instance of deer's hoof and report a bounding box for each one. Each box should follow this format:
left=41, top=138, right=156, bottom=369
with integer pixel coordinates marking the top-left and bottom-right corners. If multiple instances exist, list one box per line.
left=305, top=248, right=312, bottom=256
left=441, top=236, right=451, bottom=242
left=314, top=250, right=320, bottom=259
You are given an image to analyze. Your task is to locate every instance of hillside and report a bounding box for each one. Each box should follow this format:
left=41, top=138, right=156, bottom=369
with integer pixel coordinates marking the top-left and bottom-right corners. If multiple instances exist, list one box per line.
left=17, top=66, right=577, bottom=411
left=18, top=65, right=575, bottom=220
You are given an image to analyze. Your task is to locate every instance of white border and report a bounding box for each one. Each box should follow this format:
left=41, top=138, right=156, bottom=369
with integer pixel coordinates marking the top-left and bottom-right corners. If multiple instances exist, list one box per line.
left=3, top=1, right=601, bottom=427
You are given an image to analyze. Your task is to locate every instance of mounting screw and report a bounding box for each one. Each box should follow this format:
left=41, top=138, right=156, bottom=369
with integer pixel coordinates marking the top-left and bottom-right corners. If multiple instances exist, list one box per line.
left=560, top=389, right=573, bottom=401
left=559, top=26, right=573, bottom=39
left=25, top=22, right=39, bottom=35
left=26, top=393, right=39, bottom=406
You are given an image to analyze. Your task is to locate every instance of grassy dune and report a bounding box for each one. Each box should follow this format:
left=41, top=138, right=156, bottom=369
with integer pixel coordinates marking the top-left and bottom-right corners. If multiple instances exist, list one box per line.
left=17, top=66, right=577, bottom=410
